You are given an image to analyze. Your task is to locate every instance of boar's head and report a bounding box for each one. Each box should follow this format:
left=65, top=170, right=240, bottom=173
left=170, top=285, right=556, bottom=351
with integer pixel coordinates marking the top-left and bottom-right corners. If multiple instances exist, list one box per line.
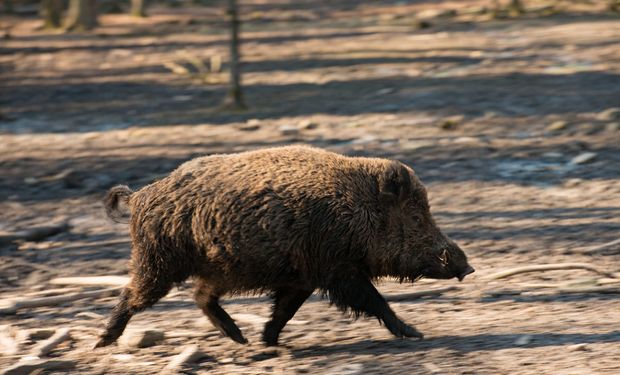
left=376, top=161, right=474, bottom=282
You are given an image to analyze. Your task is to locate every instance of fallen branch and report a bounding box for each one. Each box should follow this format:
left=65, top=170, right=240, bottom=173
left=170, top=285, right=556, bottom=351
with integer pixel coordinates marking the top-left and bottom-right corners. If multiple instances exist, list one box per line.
left=485, top=285, right=620, bottom=298
left=0, top=221, right=70, bottom=245
left=582, top=238, right=620, bottom=254
left=30, top=328, right=71, bottom=358
left=160, top=345, right=203, bottom=374
left=49, top=276, right=129, bottom=287
left=384, top=286, right=459, bottom=301
left=0, top=287, right=121, bottom=315
left=556, top=286, right=620, bottom=294
left=486, top=263, right=613, bottom=280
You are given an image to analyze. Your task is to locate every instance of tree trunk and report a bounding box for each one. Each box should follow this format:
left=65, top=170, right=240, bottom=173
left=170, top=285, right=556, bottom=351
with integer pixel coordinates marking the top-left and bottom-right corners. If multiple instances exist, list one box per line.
left=65, top=0, right=97, bottom=31
left=131, top=0, right=148, bottom=17
left=223, top=0, right=245, bottom=109
left=42, top=0, right=64, bottom=29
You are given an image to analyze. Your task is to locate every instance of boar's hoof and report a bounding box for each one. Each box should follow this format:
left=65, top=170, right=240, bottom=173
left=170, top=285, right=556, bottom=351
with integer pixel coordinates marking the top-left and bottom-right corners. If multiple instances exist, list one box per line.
left=389, top=321, right=424, bottom=340
left=262, top=330, right=280, bottom=347
left=93, top=335, right=116, bottom=349
left=400, top=325, right=424, bottom=340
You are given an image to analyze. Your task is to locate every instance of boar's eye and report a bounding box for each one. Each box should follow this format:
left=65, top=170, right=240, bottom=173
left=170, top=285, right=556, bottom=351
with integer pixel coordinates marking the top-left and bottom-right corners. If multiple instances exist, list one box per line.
left=437, top=249, right=448, bottom=265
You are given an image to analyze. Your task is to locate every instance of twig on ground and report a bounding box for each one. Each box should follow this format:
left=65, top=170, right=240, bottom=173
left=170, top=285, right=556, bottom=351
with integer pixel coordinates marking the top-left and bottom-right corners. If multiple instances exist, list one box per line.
left=49, top=276, right=130, bottom=287
left=0, top=287, right=121, bottom=315
left=159, top=345, right=203, bottom=374
left=30, top=328, right=71, bottom=358
left=486, top=263, right=614, bottom=280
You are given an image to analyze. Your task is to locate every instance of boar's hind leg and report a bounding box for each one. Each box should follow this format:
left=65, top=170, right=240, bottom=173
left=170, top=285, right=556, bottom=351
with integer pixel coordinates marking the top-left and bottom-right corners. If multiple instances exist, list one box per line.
left=328, top=274, right=423, bottom=340
left=94, top=276, right=173, bottom=348
left=194, top=279, right=247, bottom=344
left=262, top=287, right=313, bottom=346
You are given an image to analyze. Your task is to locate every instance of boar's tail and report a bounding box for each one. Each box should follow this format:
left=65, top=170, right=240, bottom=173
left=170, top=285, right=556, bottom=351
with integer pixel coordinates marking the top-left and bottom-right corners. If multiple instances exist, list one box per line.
left=104, top=185, right=133, bottom=223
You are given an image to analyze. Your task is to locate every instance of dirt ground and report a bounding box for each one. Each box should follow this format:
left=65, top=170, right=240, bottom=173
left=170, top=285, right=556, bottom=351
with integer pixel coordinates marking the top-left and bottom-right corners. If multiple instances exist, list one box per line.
left=1, top=1, right=620, bottom=374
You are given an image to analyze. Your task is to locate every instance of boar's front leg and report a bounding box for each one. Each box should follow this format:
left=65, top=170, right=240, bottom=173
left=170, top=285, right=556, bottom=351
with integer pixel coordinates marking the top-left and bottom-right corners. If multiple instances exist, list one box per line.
left=262, top=287, right=314, bottom=346
left=194, top=279, right=247, bottom=344
left=327, top=272, right=424, bottom=340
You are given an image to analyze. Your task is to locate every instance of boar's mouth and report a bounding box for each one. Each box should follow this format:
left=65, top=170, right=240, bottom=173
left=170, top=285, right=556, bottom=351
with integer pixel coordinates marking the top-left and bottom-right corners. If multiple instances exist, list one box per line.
left=457, top=265, right=475, bottom=282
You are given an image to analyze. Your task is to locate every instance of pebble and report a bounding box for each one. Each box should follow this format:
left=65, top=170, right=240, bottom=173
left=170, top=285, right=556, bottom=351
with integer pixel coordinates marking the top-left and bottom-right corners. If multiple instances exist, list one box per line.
left=298, top=119, right=318, bottom=130
left=514, top=334, right=533, bottom=346
left=568, top=343, right=589, bottom=352
left=438, top=115, right=463, bottom=130
left=417, top=8, right=457, bottom=20
left=278, top=125, right=300, bottom=136
left=595, top=107, right=620, bottom=121
left=546, top=120, right=567, bottom=132
left=239, top=119, right=260, bottom=131
left=569, top=152, right=597, bottom=165
left=118, top=329, right=165, bottom=348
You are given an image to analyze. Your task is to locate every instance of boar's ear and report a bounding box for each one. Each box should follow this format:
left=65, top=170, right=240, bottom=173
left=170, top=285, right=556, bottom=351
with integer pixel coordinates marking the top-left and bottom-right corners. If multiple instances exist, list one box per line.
left=379, top=161, right=411, bottom=204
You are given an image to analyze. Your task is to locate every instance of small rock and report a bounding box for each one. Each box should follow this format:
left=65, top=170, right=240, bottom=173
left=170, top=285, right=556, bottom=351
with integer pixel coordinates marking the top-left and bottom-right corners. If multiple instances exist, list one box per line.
left=438, top=115, right=463, bottom=130
left=298, top=119, right=318, bottom=130
left=569, top=152, right=597, bottom=165
left=417, top=8, right=457, bottom=20
left=278, top=125, right=300, bottom=136
left=239, top=119, right=260, bottom=131
left=1, top=359, right=76, bottom=375
left=568, top=343, right=589, bottom=352
left=596, top=107, right=620, bottom=121
left=514, top=334, right=533, bottom=346
left=546, top=120, right=567, bottom=132
left=118, top=329, right=165, bottom=348
left=563, top=178, right=583, bottom=188
left=605, top=122, right=619, bottom=132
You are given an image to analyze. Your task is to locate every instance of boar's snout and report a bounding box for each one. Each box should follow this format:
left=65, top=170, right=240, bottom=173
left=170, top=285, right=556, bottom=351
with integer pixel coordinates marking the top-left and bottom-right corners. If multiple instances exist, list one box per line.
left=457, top=265, right=475, bottom=282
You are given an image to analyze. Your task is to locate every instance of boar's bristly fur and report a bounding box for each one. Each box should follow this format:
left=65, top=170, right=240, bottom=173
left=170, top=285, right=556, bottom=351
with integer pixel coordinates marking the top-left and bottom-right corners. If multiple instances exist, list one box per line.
left=95, top=145, right=474, bottom=348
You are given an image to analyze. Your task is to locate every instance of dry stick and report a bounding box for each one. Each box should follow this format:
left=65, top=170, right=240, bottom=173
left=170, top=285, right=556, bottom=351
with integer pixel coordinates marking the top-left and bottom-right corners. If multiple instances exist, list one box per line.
left=160, top=345, right=203, bottom=374
left=49, top=276, right=130, bottom=287
left=556, top=286, right=620, bottom=294
left=30, top=328, right=71, bottom=358
left=0, top=287, right=121, bottom=315
left=582, top=238, right=620, bottom=254
left=486, top=263, right=614, bottom=281
left=384, top=286, right=459, bottom=301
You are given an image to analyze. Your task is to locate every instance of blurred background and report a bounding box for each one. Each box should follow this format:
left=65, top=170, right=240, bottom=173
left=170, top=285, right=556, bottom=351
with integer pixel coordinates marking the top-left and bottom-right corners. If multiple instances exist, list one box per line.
left=1, top=1, right=620, bottom=374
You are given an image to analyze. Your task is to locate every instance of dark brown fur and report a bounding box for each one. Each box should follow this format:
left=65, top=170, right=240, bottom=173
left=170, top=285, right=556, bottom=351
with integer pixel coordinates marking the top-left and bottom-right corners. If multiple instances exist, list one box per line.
left=95, top=145, right=474, bottom=348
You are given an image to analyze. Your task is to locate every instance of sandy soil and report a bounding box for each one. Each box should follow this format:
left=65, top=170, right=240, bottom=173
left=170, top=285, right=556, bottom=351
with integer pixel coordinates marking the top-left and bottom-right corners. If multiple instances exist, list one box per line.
left=1, top=1, right=620, bottom=374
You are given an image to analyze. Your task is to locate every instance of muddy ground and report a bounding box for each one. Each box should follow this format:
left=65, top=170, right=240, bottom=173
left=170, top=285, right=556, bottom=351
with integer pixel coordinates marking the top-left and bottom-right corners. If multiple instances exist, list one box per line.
left=1, top=1, right=620, bottom=374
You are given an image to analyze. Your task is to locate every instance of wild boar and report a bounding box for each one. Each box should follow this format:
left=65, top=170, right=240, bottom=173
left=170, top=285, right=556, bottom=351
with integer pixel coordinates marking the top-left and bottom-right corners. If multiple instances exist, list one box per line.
left=95, top=145, right=474, bottom=348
